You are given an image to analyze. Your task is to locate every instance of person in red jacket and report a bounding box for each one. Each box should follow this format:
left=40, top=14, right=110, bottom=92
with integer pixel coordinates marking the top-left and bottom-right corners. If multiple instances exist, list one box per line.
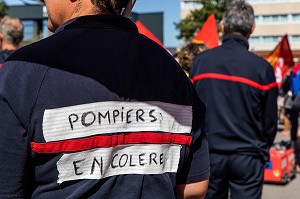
left=190, top=0, right=278, bottom=198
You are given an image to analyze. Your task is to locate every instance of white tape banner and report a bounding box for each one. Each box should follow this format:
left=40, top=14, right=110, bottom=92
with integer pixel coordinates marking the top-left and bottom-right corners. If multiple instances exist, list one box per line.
left=57, top=144, right=181, bottom=183
left=43, top=101, right=192, bottom=142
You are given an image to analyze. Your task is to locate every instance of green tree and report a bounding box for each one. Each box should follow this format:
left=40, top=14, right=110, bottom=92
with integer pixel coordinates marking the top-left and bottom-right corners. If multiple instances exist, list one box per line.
left=0, top=0, right=8, bottom=18
left=175, top=0, right=229, bottom=41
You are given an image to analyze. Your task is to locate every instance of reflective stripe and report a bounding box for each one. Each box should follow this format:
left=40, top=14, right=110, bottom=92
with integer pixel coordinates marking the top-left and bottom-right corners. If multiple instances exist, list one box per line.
left=31, top=132, right=192, bottom=153
left=191, top=73, right=278, bottom=91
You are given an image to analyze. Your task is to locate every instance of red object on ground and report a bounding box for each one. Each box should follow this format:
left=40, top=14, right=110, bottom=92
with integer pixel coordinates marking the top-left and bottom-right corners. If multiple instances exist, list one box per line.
left=264, top=147, right=296, bottom=184
left=285, top=148, right=296, bottom=178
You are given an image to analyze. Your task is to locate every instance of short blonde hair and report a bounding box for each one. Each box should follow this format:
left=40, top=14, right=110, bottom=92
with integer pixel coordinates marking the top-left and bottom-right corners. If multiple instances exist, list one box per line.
left=176, top=43, right=208, bottom=72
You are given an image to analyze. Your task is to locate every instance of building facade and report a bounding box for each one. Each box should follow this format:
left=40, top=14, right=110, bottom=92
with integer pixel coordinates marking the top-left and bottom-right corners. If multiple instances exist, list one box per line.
left=249, top=0, right=300, bottom=58
left=181, top=0, right=202, bottom=19
left=180, top=0, right=300, bottom=59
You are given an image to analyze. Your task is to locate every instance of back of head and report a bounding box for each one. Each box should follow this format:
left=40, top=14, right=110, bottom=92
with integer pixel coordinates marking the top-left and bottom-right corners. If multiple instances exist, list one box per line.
left=177, top=43, right=208, bottom=73
left=222, top=0, right=255, bottom=37
left=92, top=0, right=128, bottom=15
left=44, top=0, right=129, bottom=32
left=0, top=15, right=24, bottom=47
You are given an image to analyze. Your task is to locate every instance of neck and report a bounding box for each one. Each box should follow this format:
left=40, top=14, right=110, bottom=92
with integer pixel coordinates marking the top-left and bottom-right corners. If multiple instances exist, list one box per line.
left=2, top=43, right=17, bottom=51
left=70, top=0, right=108, bottom=20
left=225, top=33, right=249, bottom=40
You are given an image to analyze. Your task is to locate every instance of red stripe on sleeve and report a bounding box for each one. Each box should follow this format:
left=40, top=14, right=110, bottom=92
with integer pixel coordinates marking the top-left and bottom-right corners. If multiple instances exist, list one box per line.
left=191, top=73, right=278, bottom=91
left=31, top=132, right=192, bottom=154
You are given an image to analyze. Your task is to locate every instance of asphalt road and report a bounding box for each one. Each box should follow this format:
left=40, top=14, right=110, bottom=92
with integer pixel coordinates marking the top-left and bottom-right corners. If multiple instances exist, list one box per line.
left=262, top=132, right=300, bottom=199
left=263, top=174, right=300, bottom=199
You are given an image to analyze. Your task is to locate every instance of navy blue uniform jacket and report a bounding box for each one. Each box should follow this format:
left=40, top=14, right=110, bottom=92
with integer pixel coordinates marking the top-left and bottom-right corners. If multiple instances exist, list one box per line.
left=190, top=34, right=278, bottom=162
left=0, top=15, right=209, bottom=198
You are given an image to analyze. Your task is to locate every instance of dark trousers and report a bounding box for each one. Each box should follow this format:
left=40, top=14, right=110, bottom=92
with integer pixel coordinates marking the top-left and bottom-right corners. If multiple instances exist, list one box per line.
left=205, top=153, right=264, bottom=199
left=285, top=108, right=298, bottom=141
left=285, top=108, right=300, bottom=165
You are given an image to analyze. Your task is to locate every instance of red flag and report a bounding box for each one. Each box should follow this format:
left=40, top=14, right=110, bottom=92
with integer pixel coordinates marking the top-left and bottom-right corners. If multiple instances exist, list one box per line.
left=266, top=34, right=294, bottom=87
left=135, top=20, right=167, bottom=50
left=192, top=14, right=219, bottom=48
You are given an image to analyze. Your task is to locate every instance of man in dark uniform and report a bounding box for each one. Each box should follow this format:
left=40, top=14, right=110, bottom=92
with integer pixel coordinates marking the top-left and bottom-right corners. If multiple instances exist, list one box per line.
left=0, top=0, right=209, bottom=198
left=190, top=0, right=278, bottom=198
left=0, top=15, right=24, bottom=65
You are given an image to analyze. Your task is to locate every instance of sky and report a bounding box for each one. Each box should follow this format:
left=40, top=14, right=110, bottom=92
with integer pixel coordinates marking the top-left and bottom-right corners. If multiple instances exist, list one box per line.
left=133, top=0, right=181, bottom=47
left=6, top=0, right=181, bottom=48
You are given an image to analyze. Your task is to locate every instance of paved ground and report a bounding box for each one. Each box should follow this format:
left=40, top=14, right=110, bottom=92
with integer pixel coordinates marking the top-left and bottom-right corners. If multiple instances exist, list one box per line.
left=263, top=173, right=300, bottom=199
left=262, top=132, right=300, bottom=199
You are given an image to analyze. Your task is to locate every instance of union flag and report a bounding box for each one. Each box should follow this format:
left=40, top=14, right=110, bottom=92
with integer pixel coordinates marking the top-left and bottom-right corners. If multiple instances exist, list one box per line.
left=135, top=20, right=167, bottom=50
left=265, top=35, right=294, bottom=88
left=192, top=14, right=219, bottom=48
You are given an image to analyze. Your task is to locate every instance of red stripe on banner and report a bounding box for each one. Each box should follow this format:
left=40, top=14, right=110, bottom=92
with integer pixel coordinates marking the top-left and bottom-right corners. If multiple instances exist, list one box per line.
left=31, top=132, right=192, bottom=154
left=191, top=73, right=278, bottom=91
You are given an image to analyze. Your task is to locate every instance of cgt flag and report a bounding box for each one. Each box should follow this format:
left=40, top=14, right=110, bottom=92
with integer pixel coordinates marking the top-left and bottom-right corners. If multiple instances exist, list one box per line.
left=192, top=13, right=219, bottom=48
left=135, top=20, right=167, bottom=50
left=266, top=34, right=294, bottom=87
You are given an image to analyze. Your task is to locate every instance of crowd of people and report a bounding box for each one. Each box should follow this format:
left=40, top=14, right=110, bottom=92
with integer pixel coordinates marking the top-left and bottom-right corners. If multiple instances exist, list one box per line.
left=0, top=0, right=299, bottom=198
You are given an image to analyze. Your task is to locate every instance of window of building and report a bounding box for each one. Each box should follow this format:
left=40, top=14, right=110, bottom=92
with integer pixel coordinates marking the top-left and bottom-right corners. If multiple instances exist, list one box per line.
left=280, top=15, right=288, bottom=22
left=291, top=35, right=300, bottom=42
left=255, top=16, right=260, bottom=23
left=262, top=15, right=271, bottom=22
left=181, top=0, right=202, bottom=9
left=249, top=36, right=260, bottom=44
left=262, top=36, right=280, bottom=43
left=262, top=36, right=272, bottom=43
left=292, top=14, right=300, bottom=21
left=272, top=15, right=279, bottom=22
left=261, top=14, right=288, bottom=23
left=22, top=20, right=36, bottom=41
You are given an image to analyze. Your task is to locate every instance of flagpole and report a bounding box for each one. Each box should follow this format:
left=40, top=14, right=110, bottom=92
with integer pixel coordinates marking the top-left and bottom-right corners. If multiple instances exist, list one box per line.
left=122, top=0, right=137, bottom=17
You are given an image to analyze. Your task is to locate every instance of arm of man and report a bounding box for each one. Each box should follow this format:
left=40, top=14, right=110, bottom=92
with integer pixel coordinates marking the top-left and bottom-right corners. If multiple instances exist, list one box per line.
left=0, top=62, right=33, bottom=197
left=0, top=60, right=48, bottom=197
left=263, top=63, right=278, bottom=147
left=176, top=134, right=209, bottom=199
left=176, top=93, right=210, bottom=199
left=176, top=180, right=209, bottom=199
left=0, top=90, right=30, bottom=198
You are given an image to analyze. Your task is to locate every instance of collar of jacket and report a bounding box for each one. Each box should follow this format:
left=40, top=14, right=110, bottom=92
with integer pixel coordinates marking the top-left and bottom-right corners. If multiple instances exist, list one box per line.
left=55, top=14, right=138, bottom=34
left=222, top=34, right=249, bottom=50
